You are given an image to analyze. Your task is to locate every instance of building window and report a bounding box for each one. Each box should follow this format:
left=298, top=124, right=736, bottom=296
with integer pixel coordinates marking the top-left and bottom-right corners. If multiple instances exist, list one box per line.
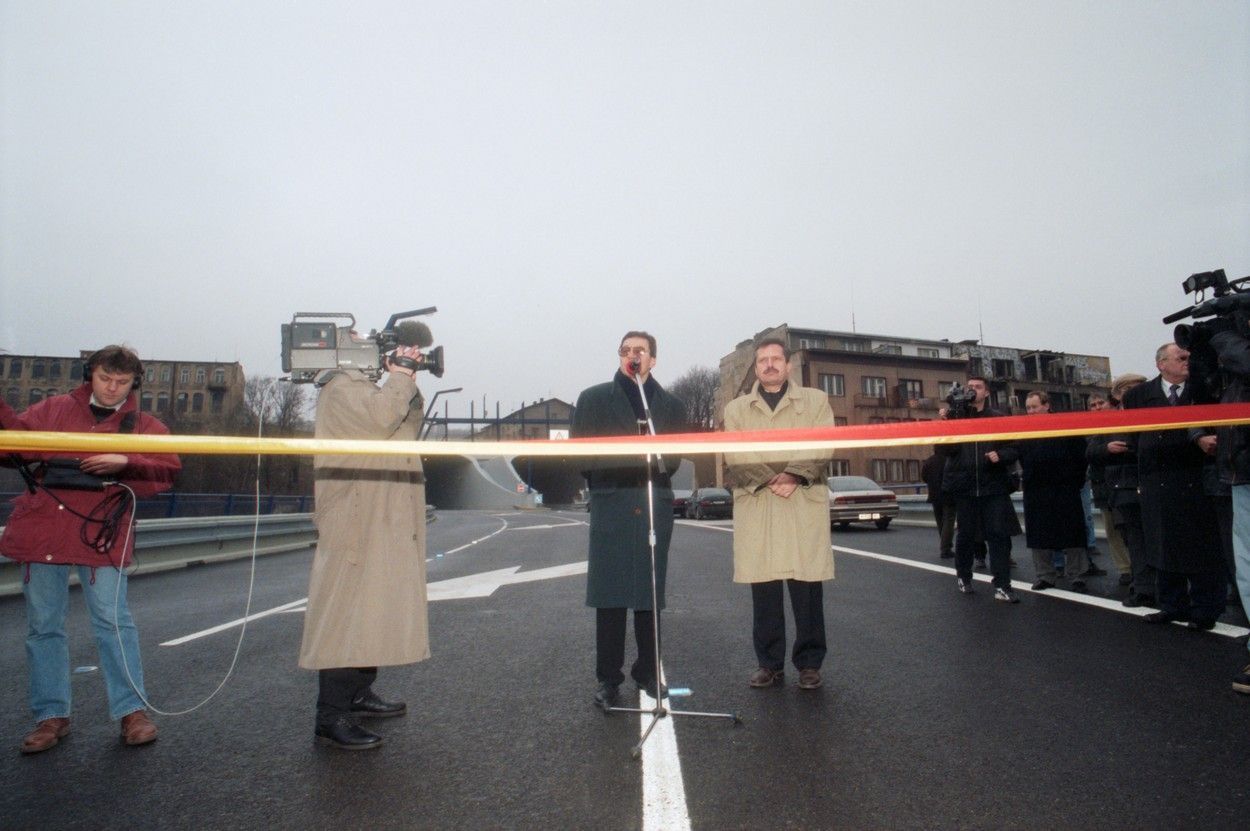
left=213, top=367, right=225, bottom=385
left=871, top=459, right=889, bottom=482
left=938, top=381, right=955, bottom=399
left=140, top=392, right=153, bottom=412
left=48, top=361, right=62, bottom=380
left=210, top=390, right=224, bottom=413
left=799, top=337, right=825, bottom=350
left=819, top=373, right=844, bottom=396
left=830, top=459, right=850, bottom=476
left=992, top=358, right=1015, bottom=379
left=900, top=379, right=923, bottom=400
left=70, top=361, right=83, bottom=380
left=196, top=367, right=206, bottom=384
left=5, top=388, right=18, bottom=407
left=834, top=416, right=848, bottom=427
left=874, top=343, right=902, bottom=355
left=906, top=460, right=921, bottom=481
left=46, top=388, right=58, bottom=400
left=861, top=376, right=887, bottom=397
left=192, top=392, right=204, bottom=413
left=9, top=359, right=21, bottom=378
left=841, top=340, right=867, bottom=352
left=145, top=367, right=154, bottom=383
left=918, top=347, right=940, bottom=358
left=161, top=366, right=171, bottom=383
left=28, top=389, right=44, bottom=406
left=176, top=392, right=189, bottom=413
left=888, top=459, right=904, bottom=482
left=180, top=367, right=190, bottom=384
left=31, top=360, right=45, bottom=379
left=156, top=392, right=169, bottom=412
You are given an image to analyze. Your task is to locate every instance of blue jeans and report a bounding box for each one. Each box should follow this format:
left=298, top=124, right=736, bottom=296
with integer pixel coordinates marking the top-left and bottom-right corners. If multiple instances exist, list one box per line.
left=22, top=563, right=147, bottom=722
left=1232, top=486, right=1250, bottom=654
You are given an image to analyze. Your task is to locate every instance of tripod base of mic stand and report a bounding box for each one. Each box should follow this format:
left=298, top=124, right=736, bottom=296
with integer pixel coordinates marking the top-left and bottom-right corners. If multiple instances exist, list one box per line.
left=601, top=696, right=742, bottom=760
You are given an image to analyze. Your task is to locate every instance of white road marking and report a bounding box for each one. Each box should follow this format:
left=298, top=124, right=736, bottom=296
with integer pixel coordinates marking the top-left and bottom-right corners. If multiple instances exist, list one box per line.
left=506, top=521, right=587, bottom=530
left=830, top=543, right=1250, bottom=639
left=678, top=523, right=1250, bottom=639
left=640, top=667, right=691, bottom=831
left=434, top=515, right=510, bottom=560
left=160, top=598, right=308, bottom=646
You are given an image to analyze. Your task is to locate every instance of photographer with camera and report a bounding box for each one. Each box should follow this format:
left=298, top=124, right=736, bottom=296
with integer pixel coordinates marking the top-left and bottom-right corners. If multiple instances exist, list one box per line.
left=938, top=376, right=1023, bottom=603
left=298, top=343, right=430, bottom=750
left=0, top=345, right=180, bottom=753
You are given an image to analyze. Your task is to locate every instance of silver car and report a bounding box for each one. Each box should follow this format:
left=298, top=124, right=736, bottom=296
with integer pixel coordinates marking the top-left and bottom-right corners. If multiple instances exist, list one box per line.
left=828, top=476, right=898, bottom=530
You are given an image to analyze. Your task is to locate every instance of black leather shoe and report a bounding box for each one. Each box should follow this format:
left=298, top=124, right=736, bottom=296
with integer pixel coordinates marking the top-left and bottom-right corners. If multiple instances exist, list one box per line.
left=1187, top=619, right=1217, bottom=631
left=1122, top=594, right=1156, bottom=608
left=315, top=717, right=383, bottom=750
left=634, top=679, right=669, bottom=700
left=1031, top=579, right=1055, bottom=591
left=1081, top=564, right=1107, bottom=577
left=351, top=689, right=406, bottom=719
left=593, top=683, right=620, bottom=709
left=1143, top=611, right=1188, bottom=624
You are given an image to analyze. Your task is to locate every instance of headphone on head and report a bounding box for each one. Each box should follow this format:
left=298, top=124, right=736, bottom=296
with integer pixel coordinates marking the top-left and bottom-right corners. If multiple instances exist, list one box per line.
left=82, top=349, right=143, bottom=389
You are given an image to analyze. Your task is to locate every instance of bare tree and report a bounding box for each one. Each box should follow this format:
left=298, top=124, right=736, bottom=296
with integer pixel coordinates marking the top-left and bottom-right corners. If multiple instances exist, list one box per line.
left=669, top=366, right=720, bottom=431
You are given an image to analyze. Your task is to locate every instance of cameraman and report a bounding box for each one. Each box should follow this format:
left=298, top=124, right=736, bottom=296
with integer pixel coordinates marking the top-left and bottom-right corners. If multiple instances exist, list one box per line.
left=1209, top=325, right=1250, bottom=694
left=938, top=376, right=1022, bottom=603
left=298, top=344, right=430, bottom=749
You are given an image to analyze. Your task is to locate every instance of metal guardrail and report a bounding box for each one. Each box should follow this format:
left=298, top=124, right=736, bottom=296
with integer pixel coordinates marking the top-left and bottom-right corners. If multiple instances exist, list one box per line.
left=0, top=514, right=317, bottom=597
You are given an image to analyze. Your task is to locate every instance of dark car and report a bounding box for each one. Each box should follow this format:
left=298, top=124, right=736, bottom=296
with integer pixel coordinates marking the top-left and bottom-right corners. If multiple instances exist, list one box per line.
left=828, top=475, right=898, bottom=530
left=671, top=489, right=692, bottom=517
left=685, top=487, right=733, bottom=520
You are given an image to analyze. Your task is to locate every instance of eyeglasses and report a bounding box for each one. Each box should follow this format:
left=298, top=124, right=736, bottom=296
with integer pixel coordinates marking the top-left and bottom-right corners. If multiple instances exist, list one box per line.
left=618, top=346, right=649, bottom=357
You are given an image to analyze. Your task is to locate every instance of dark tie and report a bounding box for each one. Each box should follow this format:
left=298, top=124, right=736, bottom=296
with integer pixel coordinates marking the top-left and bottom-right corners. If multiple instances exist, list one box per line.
left=1168, top=384, right=1180, bottom=405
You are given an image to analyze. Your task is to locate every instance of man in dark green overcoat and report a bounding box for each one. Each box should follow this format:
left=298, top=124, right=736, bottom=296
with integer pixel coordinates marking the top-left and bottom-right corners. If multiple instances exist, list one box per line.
left=571, top=331, right=685, bottom=708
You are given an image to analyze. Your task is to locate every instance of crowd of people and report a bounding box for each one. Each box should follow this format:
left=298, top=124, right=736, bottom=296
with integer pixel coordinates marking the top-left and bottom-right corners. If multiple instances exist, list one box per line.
left=926, top=341, right=1250, bottom=696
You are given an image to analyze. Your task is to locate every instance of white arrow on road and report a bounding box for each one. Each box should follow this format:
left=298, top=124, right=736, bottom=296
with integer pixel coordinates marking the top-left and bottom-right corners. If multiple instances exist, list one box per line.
left=161, top=561, right=588, bottom=646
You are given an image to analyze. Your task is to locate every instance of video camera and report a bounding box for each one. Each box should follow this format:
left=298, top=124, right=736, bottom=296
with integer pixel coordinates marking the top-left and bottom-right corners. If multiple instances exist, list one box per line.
left=1163, top=269, right=1250, bottom=400
left=944, top=382, right=979, bottom=419
left=281, top=308, right=445, bottom=384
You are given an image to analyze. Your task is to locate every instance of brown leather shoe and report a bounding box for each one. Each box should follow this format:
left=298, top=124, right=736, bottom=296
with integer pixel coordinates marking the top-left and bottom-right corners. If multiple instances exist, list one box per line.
left=748, top=667, right=784, bottom=688
left=120, top=710, right=158, bottom=746
left=21, top=718, right=71, bottom=754
left=798, top=669, right=823, bottom=690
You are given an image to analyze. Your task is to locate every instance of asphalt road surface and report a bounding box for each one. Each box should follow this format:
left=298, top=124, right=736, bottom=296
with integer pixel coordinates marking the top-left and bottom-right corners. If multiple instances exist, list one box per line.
left=1, top=510, right=1247, bottom=830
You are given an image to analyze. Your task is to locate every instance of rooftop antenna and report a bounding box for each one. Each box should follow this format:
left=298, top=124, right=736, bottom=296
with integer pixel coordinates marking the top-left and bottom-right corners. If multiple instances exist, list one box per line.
left=850, top=283, right=857, bottom=333
left=977, top=291, right=985, bottom=345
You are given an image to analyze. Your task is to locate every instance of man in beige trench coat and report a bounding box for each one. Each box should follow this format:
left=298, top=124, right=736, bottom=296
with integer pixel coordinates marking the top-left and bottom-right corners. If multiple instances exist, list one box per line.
left=299, top=344, right=430, bottom=750
left=724, top=337, right=834, bottom=691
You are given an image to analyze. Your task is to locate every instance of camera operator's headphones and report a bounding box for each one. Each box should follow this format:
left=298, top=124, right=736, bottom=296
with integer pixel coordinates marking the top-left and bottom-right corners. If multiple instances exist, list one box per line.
left=82, top=348, right=143, bottom=389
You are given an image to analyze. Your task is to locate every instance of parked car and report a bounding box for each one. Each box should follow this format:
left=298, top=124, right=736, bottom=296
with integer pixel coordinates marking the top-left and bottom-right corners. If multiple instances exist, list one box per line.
left=686, top=487, right=733, bottom=520
left=828, top=476, right=898, bottom=530
left=671, top=489, right=692, bottom=517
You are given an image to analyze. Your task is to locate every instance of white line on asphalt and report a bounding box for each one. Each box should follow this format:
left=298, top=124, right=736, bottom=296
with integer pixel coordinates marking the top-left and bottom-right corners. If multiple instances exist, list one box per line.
left=677, top=523, right=1250, bottom=639
left=159, top=598, right=308, bottom=646
left=640, top=668, right=692, bottom=831
left=830, top=543, right=1250, bottom=639
left=506, top=521, right=587, bottom=530
left=434, top=515, right=510, bottom=560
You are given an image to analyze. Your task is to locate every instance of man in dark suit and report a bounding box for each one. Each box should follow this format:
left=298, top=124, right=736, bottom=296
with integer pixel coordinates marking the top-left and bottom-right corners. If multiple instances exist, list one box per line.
left=1121, top=343, right=1226, bottom=629
left=571, top=331, right=685, bottom=708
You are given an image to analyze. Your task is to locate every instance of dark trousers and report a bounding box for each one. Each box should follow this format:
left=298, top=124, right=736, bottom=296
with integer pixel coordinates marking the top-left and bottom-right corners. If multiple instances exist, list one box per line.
left=1117, top=504, right=1157, bottom=597
left=316, top=667, right=377, bottom=728
left=595, top=607, right=658, bottom=687
left=1157, top=570, right=1227, bottom=623
left=932, top=501, right=956, bottom=556
left=751, top=580, right=826, bottom=672
left=954, top=497, right=1012, bottom=589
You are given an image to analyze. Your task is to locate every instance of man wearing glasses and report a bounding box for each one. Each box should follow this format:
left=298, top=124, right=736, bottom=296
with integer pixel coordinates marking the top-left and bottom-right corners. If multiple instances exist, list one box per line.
left=571, top=331, right=685, bottom=708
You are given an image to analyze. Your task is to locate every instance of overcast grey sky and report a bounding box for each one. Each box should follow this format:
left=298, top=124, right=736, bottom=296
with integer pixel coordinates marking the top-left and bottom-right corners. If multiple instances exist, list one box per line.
left=2, top=2, right=1247, bottom=414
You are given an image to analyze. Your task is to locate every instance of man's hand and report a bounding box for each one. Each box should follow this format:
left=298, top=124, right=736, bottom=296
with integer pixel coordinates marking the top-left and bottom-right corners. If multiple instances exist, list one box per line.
left=1197, top=434, right=1218, bottom=455
left=766, top=471, right=801, bottom=498
left=1106, top=440, right=1129, bottom=455
left=80, top=454, right=128, bottom=475
left=386, top=346, right=422, bottom=378
left=984, top=450, right=1000, bottom=464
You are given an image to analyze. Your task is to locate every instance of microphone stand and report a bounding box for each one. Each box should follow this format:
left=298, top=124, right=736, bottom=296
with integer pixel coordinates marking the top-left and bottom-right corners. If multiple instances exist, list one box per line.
left=601, top=365, right=739, bottom=759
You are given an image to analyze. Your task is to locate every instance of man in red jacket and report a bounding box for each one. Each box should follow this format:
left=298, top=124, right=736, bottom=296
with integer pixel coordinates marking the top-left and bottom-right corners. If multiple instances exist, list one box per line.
left=0, top=345, right=180, bottom=753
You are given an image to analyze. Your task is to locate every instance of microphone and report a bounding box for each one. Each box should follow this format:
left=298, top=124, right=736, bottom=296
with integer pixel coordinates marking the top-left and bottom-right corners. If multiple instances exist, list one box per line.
left=629, top=359, right=641, bottom=375
left=394, top=320, right=434, bottom=348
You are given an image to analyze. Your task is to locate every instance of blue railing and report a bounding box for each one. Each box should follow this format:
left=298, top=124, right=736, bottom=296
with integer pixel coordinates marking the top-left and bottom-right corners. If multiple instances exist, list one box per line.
left=0, top=492, right=312, bottom=525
